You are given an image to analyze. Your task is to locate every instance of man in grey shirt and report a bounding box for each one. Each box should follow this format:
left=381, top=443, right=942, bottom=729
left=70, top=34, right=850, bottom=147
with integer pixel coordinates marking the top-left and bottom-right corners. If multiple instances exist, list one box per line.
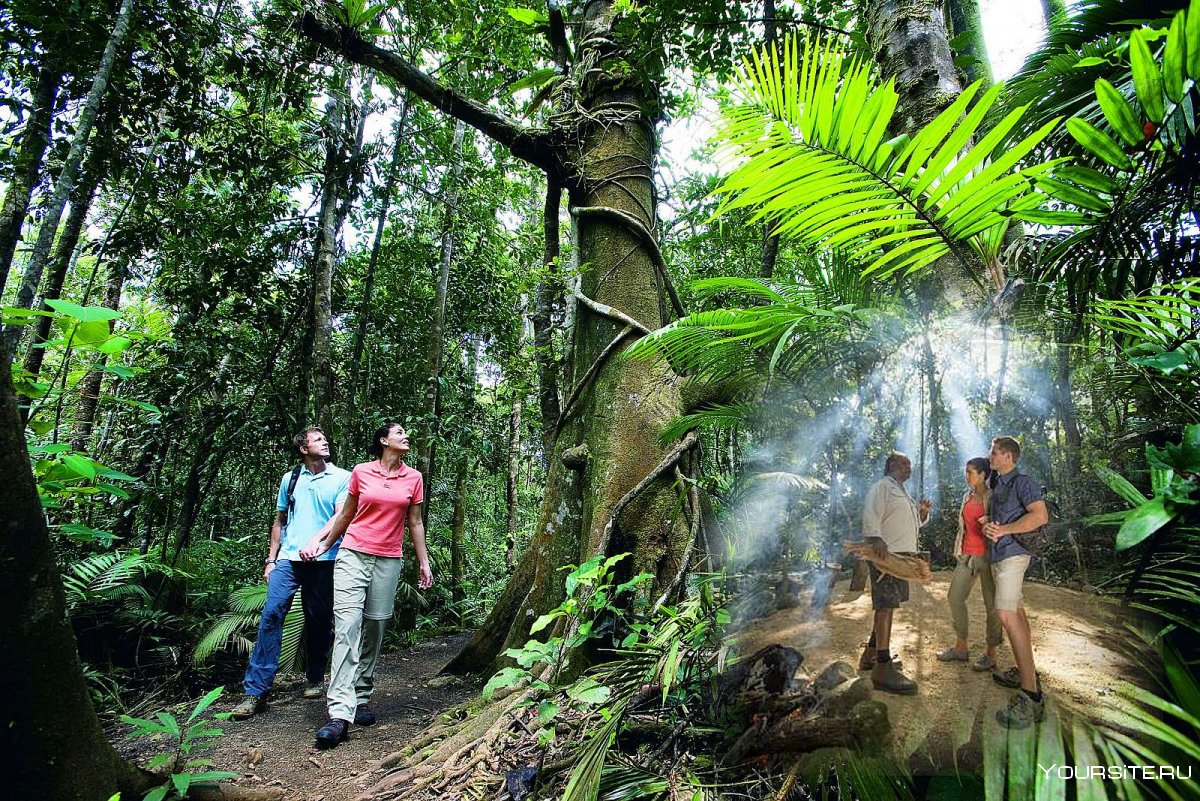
left=859, top=452, right=931, bottom=694
left=983, top=436, right=1048, bottom=729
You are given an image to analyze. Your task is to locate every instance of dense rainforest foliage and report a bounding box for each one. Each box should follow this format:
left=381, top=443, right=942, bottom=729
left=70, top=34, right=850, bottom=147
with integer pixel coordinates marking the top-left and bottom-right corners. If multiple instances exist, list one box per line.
left=1, top=0, right=1197, bottom=799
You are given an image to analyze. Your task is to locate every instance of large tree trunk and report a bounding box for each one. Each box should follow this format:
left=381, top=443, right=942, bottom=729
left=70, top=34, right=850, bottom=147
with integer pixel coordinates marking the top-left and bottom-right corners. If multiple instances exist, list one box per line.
left=2, top=0, right=137, bottom=361
left=865, top=0, right=962, bottom=133
left=0, top=63, right=60, bottom=297
left=946, top=0, right=994, bottom=87
left=418, top=119, right=468, bottom=501
left=0, top=310, right=143, bottom=801
left=444, top=1, right=689, bottom=675
left=758, top=0, right=781, bottom=279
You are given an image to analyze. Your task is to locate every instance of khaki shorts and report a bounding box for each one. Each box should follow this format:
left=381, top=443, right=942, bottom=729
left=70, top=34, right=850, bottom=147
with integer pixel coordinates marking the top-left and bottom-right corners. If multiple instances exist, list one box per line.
left=992, top=554, right=1031, bottom=612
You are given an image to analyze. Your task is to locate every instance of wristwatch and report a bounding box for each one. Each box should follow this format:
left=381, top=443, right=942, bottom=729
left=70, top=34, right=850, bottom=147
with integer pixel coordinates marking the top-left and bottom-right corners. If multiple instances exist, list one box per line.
left=265, top=558, right=277, bottom=564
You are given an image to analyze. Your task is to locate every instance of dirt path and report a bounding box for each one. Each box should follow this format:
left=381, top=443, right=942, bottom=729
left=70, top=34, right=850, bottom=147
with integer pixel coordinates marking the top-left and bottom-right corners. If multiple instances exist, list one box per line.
left=737, top=572, right=1145, bottom=773
left=118, top=634, right=477, bottom=801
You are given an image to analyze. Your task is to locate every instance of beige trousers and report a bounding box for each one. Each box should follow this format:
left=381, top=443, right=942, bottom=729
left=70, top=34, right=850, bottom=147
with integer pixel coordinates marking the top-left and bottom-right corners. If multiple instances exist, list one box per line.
left=326, top=548, right=403, bottom=722
left=948, top=554, right=1003, bottom=647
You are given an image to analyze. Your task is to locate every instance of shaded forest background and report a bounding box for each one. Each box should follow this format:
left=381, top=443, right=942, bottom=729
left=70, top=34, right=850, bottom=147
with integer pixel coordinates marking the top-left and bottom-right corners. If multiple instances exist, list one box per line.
left=1, top=0, right=1198, bottom=799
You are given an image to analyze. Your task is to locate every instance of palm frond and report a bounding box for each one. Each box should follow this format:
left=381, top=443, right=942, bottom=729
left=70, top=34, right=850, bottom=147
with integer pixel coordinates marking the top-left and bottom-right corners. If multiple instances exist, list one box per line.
left=712, top=34, right=1060, bottom=278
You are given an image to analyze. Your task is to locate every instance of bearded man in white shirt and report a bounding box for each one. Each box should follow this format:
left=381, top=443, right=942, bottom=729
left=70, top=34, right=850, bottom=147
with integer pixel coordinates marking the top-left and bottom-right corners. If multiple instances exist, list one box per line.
left=857, top=452, right=931, bottom=695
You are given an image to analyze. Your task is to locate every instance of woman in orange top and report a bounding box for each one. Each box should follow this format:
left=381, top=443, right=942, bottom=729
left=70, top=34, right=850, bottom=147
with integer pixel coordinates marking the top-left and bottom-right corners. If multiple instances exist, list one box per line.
left=936, top=457, right=1003, bottom=671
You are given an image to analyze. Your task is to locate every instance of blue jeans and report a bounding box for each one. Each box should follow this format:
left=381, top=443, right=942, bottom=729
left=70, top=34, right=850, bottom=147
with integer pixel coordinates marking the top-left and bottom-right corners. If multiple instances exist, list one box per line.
left=244, top=559, right=335, bottom=696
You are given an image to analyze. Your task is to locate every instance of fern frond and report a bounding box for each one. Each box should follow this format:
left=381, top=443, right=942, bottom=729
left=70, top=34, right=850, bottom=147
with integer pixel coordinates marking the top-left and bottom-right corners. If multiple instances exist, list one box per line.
left=713, top=34, right=1059, bottom=278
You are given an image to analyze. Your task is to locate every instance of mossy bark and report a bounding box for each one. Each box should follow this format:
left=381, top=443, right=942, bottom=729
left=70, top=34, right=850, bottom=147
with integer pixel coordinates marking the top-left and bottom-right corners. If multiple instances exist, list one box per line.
left=865, top=0, right=963, bottom=133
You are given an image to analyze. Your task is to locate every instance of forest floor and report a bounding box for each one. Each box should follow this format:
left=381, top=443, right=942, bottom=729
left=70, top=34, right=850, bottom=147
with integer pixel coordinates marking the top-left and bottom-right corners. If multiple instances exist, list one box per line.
left=115, top=632, right=477, bottom=801
left=737, top=571, right=1147, bottom=775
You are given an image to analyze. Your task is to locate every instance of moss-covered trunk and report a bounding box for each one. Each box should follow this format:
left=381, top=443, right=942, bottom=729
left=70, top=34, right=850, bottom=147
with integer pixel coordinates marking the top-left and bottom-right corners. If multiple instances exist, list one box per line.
left=865, top=0, right=962, bottom=133
left=0, top=316, right=146, bottom=799
left=444, top=0, right=689, bottom=675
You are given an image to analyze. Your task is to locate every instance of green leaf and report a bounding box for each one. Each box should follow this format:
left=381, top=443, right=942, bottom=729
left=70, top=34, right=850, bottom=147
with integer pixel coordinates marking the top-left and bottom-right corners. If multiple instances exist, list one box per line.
left=535, top=699, right=560, bottom=724
left=103, top=365, right=138, bottom=378
left=504, top=7, right=547, bottom=25
left=184, top=771, right=239, bottom=784
left=188, top=686, right=225, bottom=723
left=1188, top=0, right=1200, bottom=77
left=1164, top=14, right=1186, bottom=102
left=1115, top=497, right=1175, bottom=551
left=44, top=299, right=121, bottom=322
left=567, top=677, right=611, bottom=705
left=1074, top=56, right=1107, bottom=68
left=1095, top=79, right=1144, bottom=145
left=146, top=753, right=173, bottom=769
left=482, top=667, right=527, bottom=700
left=530, top=611, right=561, bottom=634
left=62, top=454, right=97, bottom=480
left=172, top=774, right=192, bottom=797
left=1066, top=118, right=1134, bottom=170
left=1129, top=31, right=1166, bottom=123
left=96, top=335, right=133, bottom=355
left=510, top=68, right=559, bottom=93
left=1094, top=464, right=1149, bottom=507
left=144, top=786, right=169, bottom=801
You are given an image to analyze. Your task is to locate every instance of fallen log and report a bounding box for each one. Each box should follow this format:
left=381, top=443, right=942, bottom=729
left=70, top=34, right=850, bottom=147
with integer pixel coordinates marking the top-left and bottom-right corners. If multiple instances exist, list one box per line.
left=721, top=699, right=890, bottom=766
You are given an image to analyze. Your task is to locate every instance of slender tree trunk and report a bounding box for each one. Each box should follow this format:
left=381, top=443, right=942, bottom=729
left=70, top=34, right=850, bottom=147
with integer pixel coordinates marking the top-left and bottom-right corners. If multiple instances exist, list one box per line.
left=21, top=159, right=103, bottom=387
left=506, top=398, right=522, bottom=572
left=308, top=89, right=346, bottom=435
left=0, top=64, right=60, bottom=297
left=346, top=93, right=411, bottom=437
left=418, top=119, right=468, bottom=501
left=2, top=0, right=137, bottom=361
left=532, top=181, right=563, bottom=461
left=69, top=264, right=125, bottom=452
left=451, top=456, right=467, bottom=619
left=865, top=0, right=962, bottom=133
left=758, top=0, right=781, bottom=279
left=946, top=0, right=994, bottom=87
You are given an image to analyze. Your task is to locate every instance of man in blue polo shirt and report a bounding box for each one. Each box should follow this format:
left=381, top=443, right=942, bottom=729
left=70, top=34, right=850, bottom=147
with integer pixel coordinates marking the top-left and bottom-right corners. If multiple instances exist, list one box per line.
left=982, top=435, right=1049, bottom=729
left=232, top=428, right=351, bottom=719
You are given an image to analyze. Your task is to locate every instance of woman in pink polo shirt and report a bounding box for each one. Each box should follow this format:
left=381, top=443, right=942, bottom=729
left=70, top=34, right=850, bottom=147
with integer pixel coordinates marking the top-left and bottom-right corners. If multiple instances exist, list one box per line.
left=300, top=422, right=432, bottom=749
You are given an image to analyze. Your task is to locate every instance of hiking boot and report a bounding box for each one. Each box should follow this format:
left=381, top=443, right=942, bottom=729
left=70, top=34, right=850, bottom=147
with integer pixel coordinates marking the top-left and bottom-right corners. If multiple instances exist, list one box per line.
left=354, top=704, right=377, bottom=726
left=996, top=692, right=1044, bottom=729
left=972, top=653, right=997, bottom=672
left=871, top=660, right=918, bottom=695
left=936, top=647, right=969, bottom=663
left=231, top=694, right=265, bottom=720
left=993, top=666, right=1041, bottom=691
left=314, top=718, right=350, bottom=749
left=302, top=681, right=325, bottom=700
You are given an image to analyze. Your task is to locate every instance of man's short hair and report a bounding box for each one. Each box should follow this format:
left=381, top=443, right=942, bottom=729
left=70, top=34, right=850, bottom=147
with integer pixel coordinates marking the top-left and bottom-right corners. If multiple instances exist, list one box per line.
left=884, top=451, right=909, bottom=476
left=992, top=436, right=1021, bottom=461
left=293, top=427, right=323, bottom=454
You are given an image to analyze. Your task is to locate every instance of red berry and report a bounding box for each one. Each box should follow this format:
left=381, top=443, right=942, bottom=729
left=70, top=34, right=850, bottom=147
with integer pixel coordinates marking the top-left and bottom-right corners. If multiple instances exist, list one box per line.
left=1143, top=121, right=1158, bottom=137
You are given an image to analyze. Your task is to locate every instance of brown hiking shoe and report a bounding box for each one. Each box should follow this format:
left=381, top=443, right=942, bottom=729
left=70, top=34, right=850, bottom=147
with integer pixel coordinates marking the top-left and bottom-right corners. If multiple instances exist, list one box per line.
left=871, top=660, right=918, bottom=695
left=231, top=694, right=265, bottom=720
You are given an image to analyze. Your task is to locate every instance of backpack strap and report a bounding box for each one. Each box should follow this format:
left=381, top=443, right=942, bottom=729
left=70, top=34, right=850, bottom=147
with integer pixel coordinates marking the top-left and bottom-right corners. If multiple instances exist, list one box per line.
left=279, top=464, right=304, bottom=534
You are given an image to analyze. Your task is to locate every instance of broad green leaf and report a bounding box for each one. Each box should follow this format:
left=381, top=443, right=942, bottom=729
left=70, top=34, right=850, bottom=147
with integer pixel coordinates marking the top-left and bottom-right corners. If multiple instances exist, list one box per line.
left=44, top=299, right=121, bottom=323
left=1187, top=0, right=1200, bottom=78
left=1130, top=31, right=1166, bottom=123
left=1115, top=497, right=1174, bottom=551
left=62, top=454, right=97, bottom=480
left=71, top=319, right=114, bottom=346
left=567, top=677, right=611, bottom=705
left=172, top=774, right=191, bottom=797
left=1074, top=56, right=1107, bottom=67
left=1095, top=79, right=1144, bottom=145
left=1164, top=14, right=1186, bottom=102
left=96, top=336, right=133, bottom=355
left=1066, top=118, right=1134, bottom=170
left=505, top=7, right=547, bottom=25
left=1056, top=165, right=1119, bottom=194
left=104, top=364, right=138, bottom=378
left=1093, top=464, right=1148, bottom=507
left=510, top=68, right=559, bottom=93
left=144, top=786, right=169, bottom=801
left=530, top=611, right=560, bottom=634
left=482, top=666, right=527, bottom=700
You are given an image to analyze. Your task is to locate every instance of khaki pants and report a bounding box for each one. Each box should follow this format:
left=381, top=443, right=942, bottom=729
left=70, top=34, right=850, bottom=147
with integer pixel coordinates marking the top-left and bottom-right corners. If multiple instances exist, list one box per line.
left=326, top=548, right=403, bottom=722
left=948, top=554, right=1003, bottom=647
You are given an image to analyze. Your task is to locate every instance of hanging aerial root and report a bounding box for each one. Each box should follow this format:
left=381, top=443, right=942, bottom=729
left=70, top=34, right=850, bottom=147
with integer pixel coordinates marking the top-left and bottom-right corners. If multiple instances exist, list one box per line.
left=570, top=205, right=686, bottom=318
left=598, top=431, right=698, bottom=555
left=572, top=289, right=651, bottom=334
left=651, top=466, right=702, bottom=612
